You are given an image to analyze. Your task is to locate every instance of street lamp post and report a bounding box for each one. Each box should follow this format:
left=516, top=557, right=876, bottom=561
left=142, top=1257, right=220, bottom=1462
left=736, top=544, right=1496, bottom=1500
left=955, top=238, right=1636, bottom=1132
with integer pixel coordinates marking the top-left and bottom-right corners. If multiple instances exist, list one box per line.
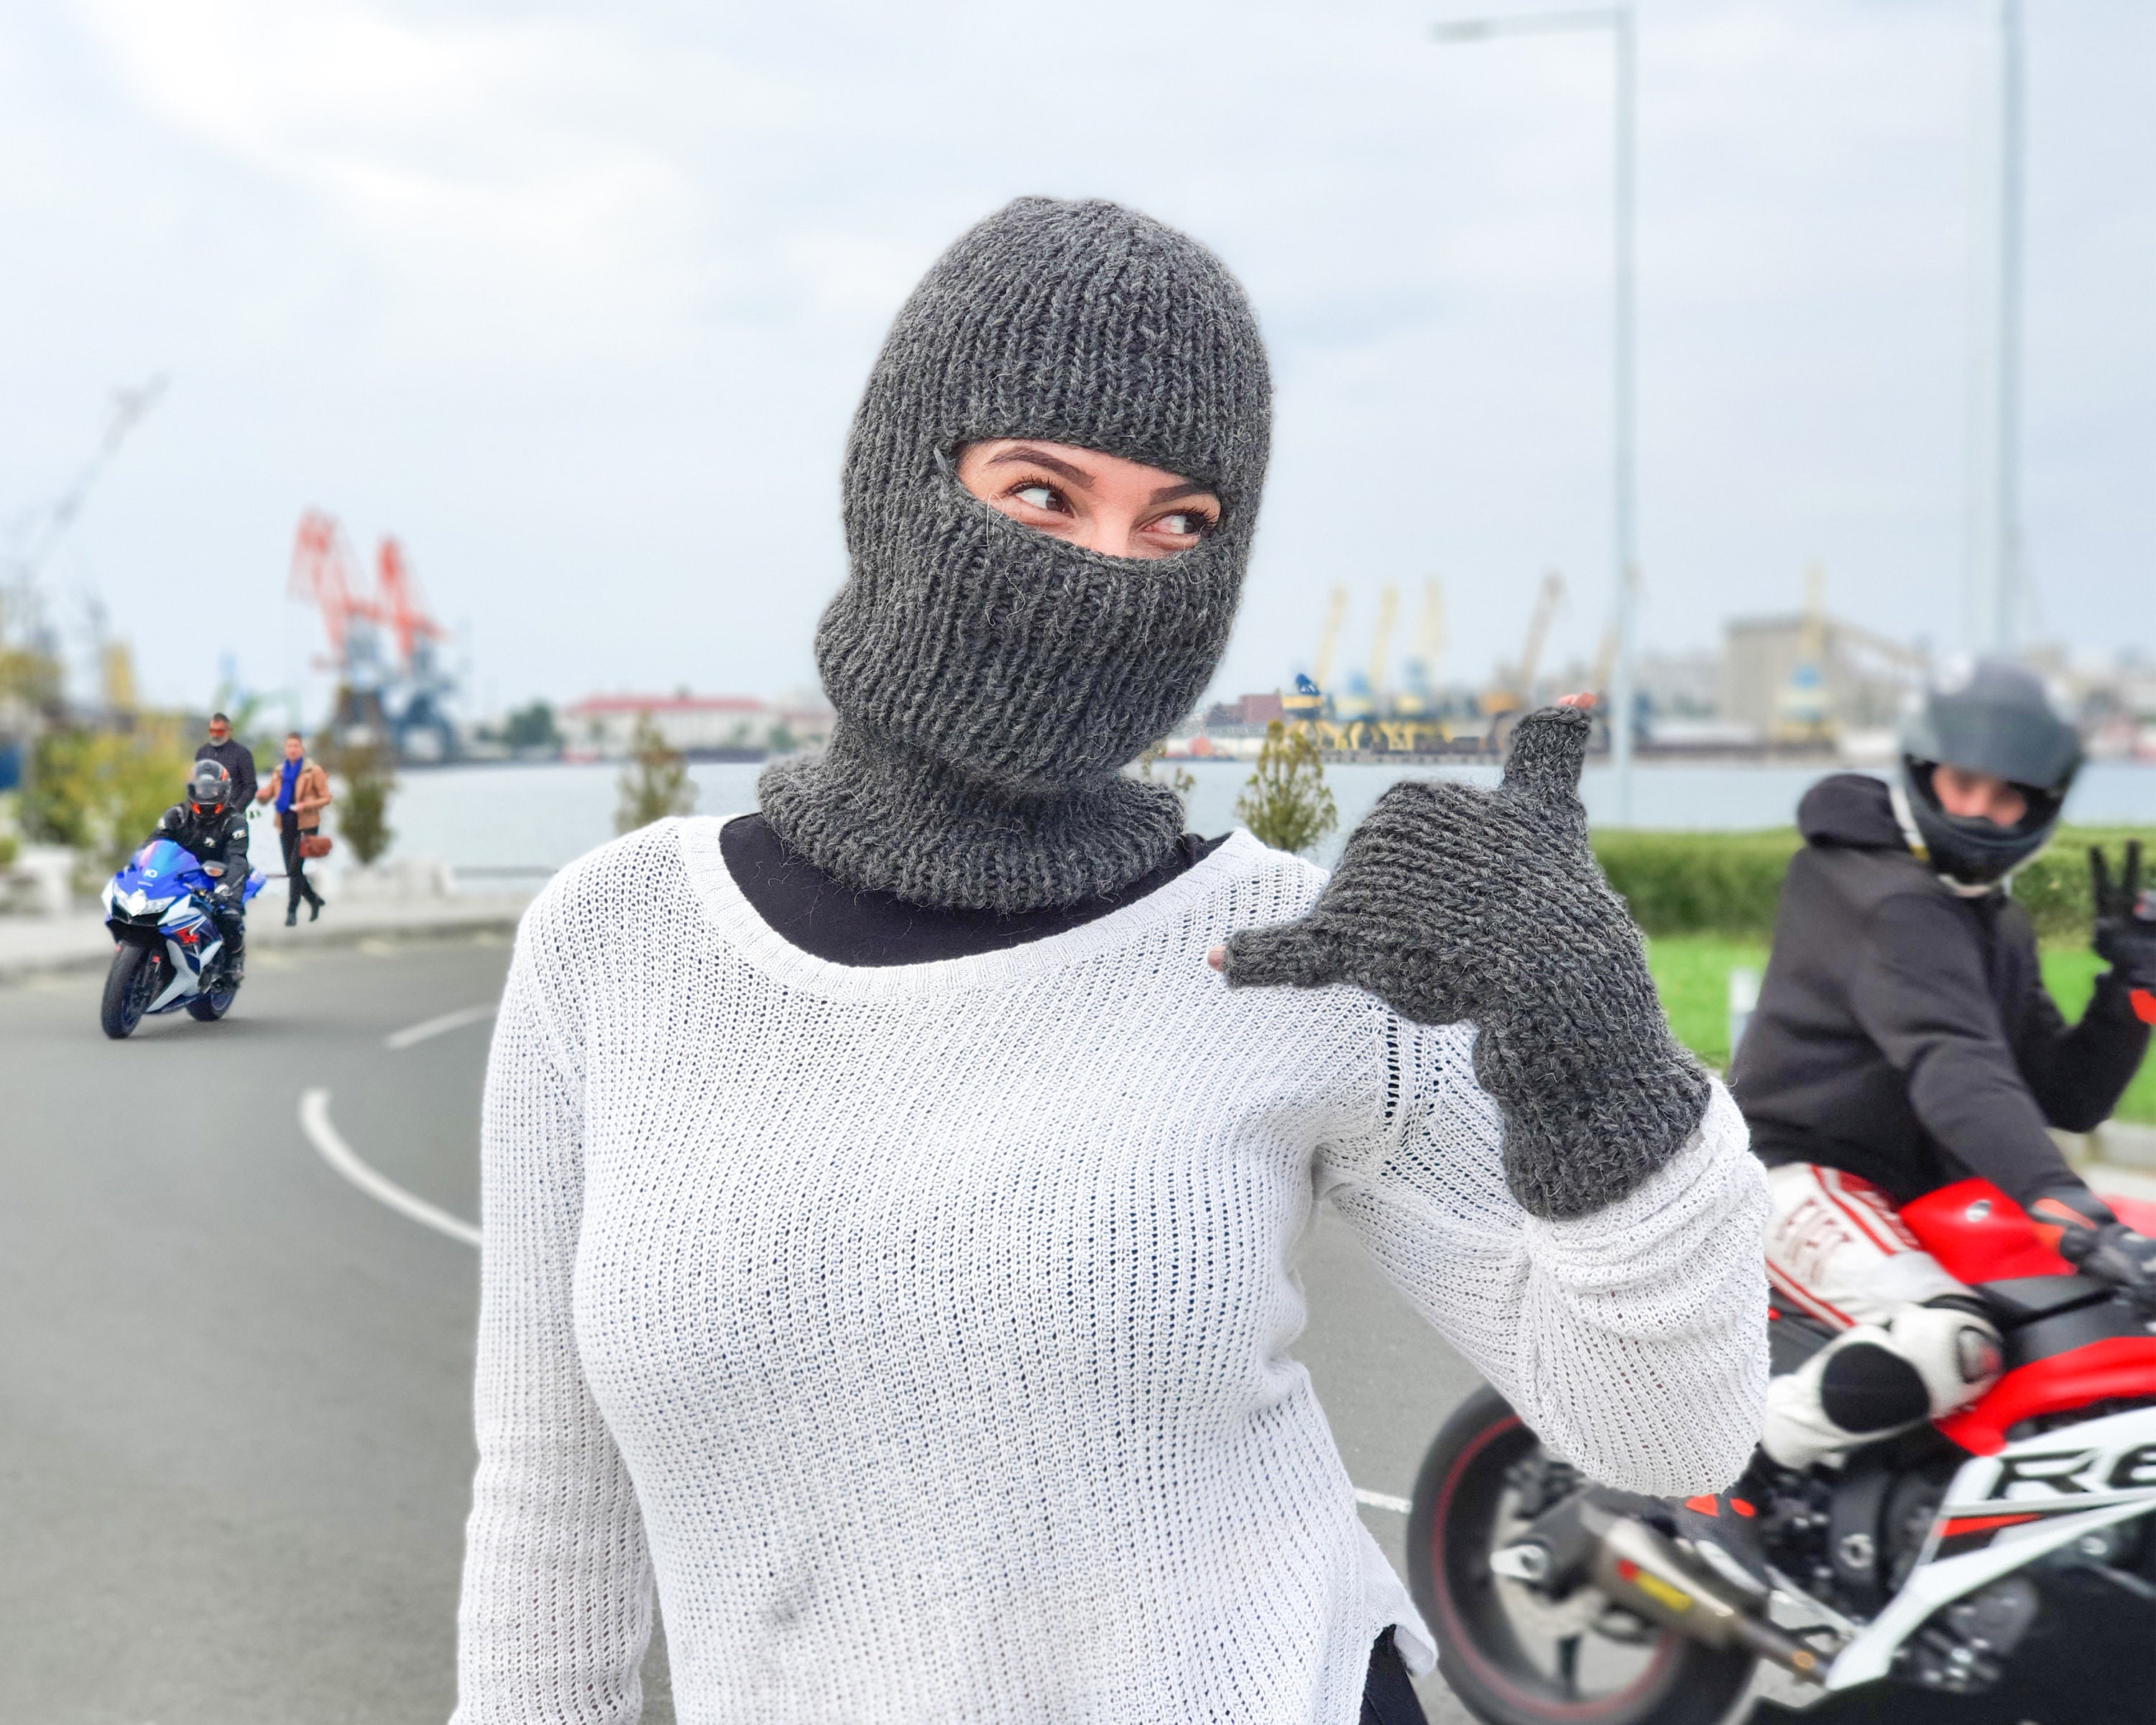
left=1433, top=7, right=1638, bottom=823
left=1968, top=0, right=2023, bottom=656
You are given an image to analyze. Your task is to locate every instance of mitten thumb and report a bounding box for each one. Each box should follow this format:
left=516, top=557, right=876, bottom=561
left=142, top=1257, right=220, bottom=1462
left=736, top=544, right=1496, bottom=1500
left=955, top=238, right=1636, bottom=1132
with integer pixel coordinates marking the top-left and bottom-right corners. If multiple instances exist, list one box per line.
left=1498, top=704, right=1591, bottom=814
left=1221, top=916, right=1352, bottom=992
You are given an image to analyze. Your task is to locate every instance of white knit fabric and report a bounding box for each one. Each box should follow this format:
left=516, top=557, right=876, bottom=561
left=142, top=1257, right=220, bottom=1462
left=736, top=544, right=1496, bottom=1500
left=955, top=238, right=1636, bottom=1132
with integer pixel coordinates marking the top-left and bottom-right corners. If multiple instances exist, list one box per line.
left=453, top=820, right=1769, bottom=1725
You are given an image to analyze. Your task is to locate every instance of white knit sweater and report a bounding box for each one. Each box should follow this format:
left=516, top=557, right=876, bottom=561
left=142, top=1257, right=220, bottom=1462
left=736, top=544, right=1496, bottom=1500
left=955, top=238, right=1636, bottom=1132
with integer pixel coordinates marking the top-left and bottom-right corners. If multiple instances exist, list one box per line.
left=453, top=819, right=1769, bottom=1725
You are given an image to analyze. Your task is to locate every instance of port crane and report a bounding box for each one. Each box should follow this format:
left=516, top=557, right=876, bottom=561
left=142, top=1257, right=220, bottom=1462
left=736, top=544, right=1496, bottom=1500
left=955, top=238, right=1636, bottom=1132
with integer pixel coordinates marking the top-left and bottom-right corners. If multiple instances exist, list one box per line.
left=287, top=510, right=457, bottom=758
left=1481, top=570, right=1565, bottom=717
left=1376, top=581, right=1450, bottom=752
left=1283, top=584, right=1350, bottom=730
left=1, top=375, right=166, bottom=703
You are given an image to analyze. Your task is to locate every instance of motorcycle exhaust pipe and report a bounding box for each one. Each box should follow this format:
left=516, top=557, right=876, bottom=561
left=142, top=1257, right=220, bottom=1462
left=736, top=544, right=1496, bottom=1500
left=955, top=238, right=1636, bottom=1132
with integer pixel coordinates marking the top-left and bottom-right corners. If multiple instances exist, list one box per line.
left=1585, top=1510, right=1825, bottom=1683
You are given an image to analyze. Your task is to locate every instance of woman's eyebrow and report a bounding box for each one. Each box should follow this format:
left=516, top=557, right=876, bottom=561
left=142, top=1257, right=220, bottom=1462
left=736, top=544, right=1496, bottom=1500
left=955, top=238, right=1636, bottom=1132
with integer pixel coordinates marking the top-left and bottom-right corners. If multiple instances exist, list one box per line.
left=985, top=446, right=1095, bottom=491
left=1146, top=482, right=1215, bottom=505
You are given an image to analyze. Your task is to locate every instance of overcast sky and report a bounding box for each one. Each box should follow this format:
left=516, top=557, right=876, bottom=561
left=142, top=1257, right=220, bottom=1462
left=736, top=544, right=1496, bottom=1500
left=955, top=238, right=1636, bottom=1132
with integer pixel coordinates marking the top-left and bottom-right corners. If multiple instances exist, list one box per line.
left=2, top=0, right=2150, bottom=721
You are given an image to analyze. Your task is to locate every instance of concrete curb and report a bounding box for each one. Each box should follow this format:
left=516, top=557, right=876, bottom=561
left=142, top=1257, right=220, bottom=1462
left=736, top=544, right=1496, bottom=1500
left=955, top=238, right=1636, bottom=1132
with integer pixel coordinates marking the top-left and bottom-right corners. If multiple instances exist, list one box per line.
left=0, top=895, right=537, bottom=984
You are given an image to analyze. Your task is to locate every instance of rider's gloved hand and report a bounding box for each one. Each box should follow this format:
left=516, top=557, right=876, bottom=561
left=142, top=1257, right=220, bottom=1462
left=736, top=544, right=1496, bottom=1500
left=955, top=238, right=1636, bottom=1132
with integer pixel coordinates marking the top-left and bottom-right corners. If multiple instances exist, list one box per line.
left=2028, top=1182, right=2156, bottom=1292
left=2091, top=842, right=2156, bottom=1021
left=1218, top=701, right=1709, bottom=1220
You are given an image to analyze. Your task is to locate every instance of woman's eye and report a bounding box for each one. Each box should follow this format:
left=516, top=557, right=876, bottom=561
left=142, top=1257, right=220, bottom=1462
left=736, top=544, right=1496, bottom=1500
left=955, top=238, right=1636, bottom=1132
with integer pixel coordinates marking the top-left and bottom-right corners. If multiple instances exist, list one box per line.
left=1013, top=483, right=1064, bottom=512
left=1153, top=512, right=1212, bottom=538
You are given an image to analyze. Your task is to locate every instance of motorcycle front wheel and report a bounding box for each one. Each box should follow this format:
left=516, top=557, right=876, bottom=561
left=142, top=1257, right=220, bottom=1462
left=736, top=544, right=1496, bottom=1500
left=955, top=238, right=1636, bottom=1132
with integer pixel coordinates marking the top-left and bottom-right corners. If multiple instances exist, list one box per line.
left=1406, top=1385, right=1756, bottom=1725
left=100, top=943, right=165, bottom=1040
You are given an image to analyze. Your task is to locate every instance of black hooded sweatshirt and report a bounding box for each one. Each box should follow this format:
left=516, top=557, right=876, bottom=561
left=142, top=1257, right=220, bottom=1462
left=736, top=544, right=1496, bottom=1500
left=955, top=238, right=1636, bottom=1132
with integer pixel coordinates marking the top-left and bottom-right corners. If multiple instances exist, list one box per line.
left=1728, top=773, right=2147, bottom=1208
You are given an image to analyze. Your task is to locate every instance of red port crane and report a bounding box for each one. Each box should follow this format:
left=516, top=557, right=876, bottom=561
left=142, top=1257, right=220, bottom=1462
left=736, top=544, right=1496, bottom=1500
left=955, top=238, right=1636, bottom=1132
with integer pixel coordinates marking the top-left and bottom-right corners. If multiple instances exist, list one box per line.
left=287, top=510, right=454, bottom=751
left=374, top=535, right=446, bottom=666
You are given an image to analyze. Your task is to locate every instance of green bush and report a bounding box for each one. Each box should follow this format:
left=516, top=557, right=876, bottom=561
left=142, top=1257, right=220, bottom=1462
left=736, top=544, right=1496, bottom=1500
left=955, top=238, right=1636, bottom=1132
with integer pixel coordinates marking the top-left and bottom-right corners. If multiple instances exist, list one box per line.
left=1595, top=824, right=2156, bottom=942
left=1593, top=829, right=1800, bottom=937
left=326, top=740, right=397, bottom=866
left=22, top=722, right=193, bottom=873
left=2012, top=829, right=2156, bottom=941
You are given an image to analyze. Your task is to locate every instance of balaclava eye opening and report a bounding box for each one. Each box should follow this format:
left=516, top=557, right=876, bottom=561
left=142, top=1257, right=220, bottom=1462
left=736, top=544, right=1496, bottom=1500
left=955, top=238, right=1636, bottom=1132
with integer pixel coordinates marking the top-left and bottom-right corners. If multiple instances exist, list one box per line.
left=758, top=196, right=1273, bottom=913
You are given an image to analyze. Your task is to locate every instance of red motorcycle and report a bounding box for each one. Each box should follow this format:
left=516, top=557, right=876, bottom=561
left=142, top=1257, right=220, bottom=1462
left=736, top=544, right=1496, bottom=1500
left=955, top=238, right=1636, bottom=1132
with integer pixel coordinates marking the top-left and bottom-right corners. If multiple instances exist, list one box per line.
left=1405, top=1179, right=2156, bottom=1724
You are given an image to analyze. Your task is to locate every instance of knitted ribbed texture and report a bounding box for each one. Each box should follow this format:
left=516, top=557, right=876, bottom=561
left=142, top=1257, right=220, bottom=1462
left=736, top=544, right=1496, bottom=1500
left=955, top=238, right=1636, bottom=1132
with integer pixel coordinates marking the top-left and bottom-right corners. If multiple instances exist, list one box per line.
left=1223, top=707, right=1712, bottom=1220
left=760, top=196, right=1271, bottom=911
left=451, top=819, right=1769, bottom=1725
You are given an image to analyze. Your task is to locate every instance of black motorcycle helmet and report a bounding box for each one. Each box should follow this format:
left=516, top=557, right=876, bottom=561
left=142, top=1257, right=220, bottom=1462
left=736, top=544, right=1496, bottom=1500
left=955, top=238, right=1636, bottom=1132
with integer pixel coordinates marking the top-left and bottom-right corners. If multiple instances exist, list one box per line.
left=186, top=760, right=234, bottom=822
left=1898, top=658, right=2081, bottom=886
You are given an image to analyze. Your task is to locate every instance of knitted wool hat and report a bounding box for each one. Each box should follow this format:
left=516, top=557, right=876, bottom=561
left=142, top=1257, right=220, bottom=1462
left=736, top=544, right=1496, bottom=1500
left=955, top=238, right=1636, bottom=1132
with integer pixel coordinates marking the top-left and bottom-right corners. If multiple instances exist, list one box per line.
left=758, top=196, right=1271, bottom=912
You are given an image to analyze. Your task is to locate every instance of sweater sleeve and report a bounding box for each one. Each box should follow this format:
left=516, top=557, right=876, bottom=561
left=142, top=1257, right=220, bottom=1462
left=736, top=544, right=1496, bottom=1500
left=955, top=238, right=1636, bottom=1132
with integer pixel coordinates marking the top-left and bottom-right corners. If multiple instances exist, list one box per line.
left=1320, top=1020, right=1769, bottom=1496
left=452, top=912, right=653, bottom=1725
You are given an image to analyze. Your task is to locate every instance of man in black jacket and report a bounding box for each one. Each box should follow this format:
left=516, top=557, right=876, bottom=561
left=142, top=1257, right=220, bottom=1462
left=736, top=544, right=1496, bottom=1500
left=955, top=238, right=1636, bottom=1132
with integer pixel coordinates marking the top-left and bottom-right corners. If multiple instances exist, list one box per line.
left=195, top=712, right=259, bottom=815
left=1731, top=661, right=2156, bottom=1470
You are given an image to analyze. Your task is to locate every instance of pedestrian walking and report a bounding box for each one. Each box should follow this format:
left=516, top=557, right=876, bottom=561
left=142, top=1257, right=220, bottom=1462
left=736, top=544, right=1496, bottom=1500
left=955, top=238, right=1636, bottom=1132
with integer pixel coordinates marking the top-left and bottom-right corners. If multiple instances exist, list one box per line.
left=451, top=199, right=1768, bottom=1725
left=257, top=732, right=329, bottom=924
left=194, top=711, right=258, bottom=815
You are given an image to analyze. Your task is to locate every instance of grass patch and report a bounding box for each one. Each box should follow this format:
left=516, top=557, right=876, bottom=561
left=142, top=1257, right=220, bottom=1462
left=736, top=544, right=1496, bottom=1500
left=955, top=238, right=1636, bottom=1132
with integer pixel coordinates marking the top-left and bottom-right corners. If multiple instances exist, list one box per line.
left=1644, top=932, right=2156, bottom=1123
left=1644, top=936, right=1770, bottom=1070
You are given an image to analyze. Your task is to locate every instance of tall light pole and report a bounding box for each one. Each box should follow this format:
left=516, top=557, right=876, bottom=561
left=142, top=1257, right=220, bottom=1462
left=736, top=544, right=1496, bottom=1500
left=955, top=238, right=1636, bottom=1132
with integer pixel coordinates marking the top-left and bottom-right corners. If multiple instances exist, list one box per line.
left=1968, top=0, right=2023, bottom=656
left=1434, top=7, right=1638, bottom=822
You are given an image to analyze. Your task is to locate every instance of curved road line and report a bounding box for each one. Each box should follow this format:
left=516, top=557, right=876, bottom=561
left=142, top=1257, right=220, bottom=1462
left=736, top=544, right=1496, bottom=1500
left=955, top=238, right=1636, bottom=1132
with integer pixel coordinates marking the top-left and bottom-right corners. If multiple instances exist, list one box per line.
left=384, top=1003, right=497, bottom=1051
left=299, top=1088, right=481, bottom=1249
left=292, top=1091, right=1415, bottom=1514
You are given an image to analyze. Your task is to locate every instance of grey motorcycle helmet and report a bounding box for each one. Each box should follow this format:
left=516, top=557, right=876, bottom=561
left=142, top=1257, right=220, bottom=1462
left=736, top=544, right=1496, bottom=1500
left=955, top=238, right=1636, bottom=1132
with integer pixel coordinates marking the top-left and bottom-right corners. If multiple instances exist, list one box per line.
left=186, top=759, right=234, bottom=821
left=1898, top=658, right=2081, bottom=885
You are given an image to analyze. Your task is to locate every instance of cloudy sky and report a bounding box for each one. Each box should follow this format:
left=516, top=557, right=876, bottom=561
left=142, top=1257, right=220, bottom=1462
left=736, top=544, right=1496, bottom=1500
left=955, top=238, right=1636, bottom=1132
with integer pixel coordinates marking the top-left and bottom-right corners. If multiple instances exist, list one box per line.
left=2, top=0, right=2150, bottom=720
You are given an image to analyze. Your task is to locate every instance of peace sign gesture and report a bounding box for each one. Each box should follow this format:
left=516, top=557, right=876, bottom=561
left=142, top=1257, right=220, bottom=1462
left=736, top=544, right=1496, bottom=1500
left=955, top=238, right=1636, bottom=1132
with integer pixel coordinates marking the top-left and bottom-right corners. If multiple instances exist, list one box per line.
left=1215, top=699, right=1709, bottom=1220
left=2090, top=841, right=2156, bottom=1022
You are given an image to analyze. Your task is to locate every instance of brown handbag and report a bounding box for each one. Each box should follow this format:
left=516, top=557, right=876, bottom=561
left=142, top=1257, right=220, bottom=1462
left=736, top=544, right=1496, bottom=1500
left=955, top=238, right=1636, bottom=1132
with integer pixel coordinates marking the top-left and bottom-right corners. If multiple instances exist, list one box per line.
left=299, top=832, right=333, bottom=860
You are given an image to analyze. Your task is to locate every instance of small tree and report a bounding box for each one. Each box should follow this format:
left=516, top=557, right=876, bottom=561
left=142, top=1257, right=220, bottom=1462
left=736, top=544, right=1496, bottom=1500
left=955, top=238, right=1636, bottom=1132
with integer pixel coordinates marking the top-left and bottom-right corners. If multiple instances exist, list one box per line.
left=1135, top=742, right=1197, bottom=813
left=1235, top=721, right=1337, bottom=856
left=503, top=700, right=563, bottom=753
left=328, top=740, right=397, bottom=866
left=616, top=713, right=697, bottom=833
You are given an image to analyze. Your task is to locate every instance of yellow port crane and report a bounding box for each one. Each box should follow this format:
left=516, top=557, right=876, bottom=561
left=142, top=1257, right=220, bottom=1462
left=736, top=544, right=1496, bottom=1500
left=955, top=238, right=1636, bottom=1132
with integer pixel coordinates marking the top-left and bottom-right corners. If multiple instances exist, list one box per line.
left=1481, top=571, right=1566, bottom=716
left=1329, top=584, right=1401, bottom=750
left=1367, top=584, right=1399, bottom=707
left=1377, top=580, right=1450, bottom=753
left=1284, top=584, right=1350, bottom=729
left=1774, top=562, right=1833, bottom=743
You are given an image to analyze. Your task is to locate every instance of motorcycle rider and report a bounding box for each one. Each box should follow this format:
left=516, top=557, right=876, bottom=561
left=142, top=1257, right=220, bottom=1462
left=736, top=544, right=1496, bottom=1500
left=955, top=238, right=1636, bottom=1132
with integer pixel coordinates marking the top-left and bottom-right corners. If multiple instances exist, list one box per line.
left=149, top=759, right=252, bottom=982
left=1730, top=659, right=2156, bottom=1479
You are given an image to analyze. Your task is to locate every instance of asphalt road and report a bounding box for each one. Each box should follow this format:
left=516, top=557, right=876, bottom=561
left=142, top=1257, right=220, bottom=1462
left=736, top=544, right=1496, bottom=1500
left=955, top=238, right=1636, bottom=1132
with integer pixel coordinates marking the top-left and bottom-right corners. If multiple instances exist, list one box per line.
left=0, top=934, right=1491, bottom=1725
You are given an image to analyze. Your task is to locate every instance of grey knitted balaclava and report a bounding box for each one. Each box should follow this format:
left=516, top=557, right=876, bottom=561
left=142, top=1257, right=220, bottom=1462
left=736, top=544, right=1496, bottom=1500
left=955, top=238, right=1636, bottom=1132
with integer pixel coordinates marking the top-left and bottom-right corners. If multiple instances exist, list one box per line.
left=758, top=197, right=1271, bottom=912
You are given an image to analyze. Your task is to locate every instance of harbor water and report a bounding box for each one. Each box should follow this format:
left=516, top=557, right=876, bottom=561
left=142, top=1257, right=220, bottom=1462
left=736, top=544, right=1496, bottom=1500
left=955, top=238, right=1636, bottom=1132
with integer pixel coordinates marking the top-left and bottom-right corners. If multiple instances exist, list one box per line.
left=362, top=757, right=2156, bottom=885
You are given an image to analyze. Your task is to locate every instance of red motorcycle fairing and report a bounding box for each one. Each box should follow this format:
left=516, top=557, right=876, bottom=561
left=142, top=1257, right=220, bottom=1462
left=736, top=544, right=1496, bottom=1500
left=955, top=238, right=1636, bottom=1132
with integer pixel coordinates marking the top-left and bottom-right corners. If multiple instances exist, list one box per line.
left=1939, top=1335, right=2156, bottom=1456
left=1894, top=1178, right=2156, bottom=1456
left=1896, top=1179, right=2073, bottom=1282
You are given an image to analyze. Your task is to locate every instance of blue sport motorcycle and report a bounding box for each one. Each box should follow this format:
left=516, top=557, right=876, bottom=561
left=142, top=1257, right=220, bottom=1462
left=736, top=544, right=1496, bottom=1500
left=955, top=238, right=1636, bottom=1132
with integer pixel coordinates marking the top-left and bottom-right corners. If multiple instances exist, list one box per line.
left=98, top=838, right=264, bottom=1039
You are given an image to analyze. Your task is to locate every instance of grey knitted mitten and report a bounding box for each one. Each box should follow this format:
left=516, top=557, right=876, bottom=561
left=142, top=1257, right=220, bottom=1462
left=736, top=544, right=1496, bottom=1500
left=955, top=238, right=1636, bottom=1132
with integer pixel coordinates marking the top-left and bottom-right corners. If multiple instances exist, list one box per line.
left=1222, top=706, right=1709, bottom=1220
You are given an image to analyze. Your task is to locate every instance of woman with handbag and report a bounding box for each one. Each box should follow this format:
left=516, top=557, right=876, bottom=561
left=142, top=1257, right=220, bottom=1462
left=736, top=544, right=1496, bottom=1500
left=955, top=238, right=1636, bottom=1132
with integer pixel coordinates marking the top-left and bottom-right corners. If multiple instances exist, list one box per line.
left=258, top=732, right=331, bottom=924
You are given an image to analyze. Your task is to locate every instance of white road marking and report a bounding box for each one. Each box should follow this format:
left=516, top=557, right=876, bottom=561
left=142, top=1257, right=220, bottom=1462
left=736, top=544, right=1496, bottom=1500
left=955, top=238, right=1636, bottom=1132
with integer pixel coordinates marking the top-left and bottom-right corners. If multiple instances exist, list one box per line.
left=299, top=1088, right=482, bottom=1249
left=384, top=1002, right=497, bottom=1051
left=1353, top=1489, right=1412, bottom=1515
